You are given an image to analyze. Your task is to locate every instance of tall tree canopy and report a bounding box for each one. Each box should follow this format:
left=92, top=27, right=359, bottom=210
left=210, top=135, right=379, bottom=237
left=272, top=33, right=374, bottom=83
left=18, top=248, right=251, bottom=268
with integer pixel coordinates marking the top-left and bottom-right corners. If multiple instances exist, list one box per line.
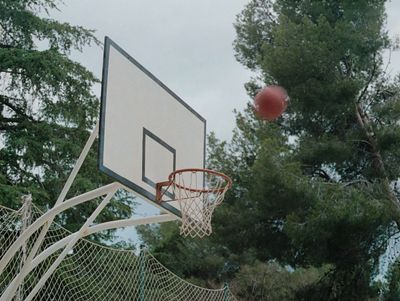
left=139, top=0, right=400, bottom=300
left=0, top=0, right=133, bottom=240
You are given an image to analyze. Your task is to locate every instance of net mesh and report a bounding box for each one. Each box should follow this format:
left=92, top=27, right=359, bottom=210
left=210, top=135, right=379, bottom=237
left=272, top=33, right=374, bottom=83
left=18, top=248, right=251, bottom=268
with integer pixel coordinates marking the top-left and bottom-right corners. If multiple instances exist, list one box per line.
left=0, top=203, right=237, bottom=301
left=171, top=170, right=230, bottom=238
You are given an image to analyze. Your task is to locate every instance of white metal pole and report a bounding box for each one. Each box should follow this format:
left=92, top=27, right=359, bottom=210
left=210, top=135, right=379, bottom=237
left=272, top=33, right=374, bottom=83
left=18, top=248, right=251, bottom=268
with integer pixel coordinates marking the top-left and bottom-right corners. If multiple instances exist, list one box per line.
left=1, top=185, right=118, bottom=301
left=0, top=183, right=117, bottom=275
left=87, top=214, right=178, bottom=234
left=15, top=195, right=32, bottom=301
left=23, top=122, right=100, bottom=274
left=24, top=214, right=178, bottom=274
left=56, top=122, right=100, bottom=207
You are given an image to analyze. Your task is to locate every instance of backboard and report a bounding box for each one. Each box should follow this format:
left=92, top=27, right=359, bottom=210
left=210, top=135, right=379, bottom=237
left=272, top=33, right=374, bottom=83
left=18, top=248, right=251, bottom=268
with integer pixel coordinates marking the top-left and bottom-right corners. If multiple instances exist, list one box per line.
left=99, top=37, right=206, bottom=218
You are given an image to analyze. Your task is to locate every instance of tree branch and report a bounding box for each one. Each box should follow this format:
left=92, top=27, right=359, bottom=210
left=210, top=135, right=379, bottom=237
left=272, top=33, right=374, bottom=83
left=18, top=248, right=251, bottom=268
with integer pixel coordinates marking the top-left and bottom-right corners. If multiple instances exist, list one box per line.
left=313, top=168, right=332, bottom=182
left=0, top=123, right=27, bottom=131
left=0, top=95, right=38, bottom=122
left=356, top=54, right=378, bottom=105
left=355, top=102, right=400, bottom=227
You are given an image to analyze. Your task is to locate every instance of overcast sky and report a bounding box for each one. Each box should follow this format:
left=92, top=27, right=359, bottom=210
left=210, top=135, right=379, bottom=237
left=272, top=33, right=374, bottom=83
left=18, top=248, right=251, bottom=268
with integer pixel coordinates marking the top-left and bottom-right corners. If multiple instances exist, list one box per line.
left=51, top=0, right=251, bottom=140
left=51, top=0, right=400, bottom=141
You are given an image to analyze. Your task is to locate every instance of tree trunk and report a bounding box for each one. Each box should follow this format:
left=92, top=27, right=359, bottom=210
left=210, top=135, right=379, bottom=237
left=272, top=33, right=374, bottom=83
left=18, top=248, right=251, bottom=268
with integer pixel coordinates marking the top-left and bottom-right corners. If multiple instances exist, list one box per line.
left=355, top=103, right=400, bottom=227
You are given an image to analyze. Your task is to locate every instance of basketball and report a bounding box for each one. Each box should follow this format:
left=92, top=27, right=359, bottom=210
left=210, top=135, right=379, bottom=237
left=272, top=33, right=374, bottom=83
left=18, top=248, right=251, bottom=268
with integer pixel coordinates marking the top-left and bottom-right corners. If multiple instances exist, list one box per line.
left=254, top=85, right=288, bottom=121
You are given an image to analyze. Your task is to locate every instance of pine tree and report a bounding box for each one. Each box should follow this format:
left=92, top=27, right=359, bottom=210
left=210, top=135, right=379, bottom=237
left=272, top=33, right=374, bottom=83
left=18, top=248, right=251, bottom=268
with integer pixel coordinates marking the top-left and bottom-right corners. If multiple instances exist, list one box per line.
left=139, top=0, right=400, bottom=299
left=231, top=0, right=399, bottom=298
left=0, top=0, right=134, bottom=239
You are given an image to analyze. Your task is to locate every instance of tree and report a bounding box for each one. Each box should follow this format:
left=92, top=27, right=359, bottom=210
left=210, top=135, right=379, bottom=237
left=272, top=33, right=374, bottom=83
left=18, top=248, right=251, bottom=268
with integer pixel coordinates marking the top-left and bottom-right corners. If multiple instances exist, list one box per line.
left=139, top=0, right=400, bottom=299
left=382, top=262, right=400, bottom=300
left=230, top=261, right=323, bottom=301
left=233, top=0, right=399, bottom=298
left=234, top=0, right=400, bottom=222
left=0, top=0, right=134, bottom=240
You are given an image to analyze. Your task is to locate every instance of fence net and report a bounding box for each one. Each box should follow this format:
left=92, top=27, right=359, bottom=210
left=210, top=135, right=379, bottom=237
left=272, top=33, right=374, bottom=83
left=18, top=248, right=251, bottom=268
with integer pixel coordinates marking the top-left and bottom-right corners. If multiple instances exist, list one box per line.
left=0, top=203, right=237, bottom=301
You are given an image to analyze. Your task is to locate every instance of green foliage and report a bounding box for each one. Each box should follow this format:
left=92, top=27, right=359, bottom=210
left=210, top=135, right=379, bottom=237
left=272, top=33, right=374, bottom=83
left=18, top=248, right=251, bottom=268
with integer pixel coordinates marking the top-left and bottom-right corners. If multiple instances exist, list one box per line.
left=230, top=261, right=324, bottom=301
left=138, top=222, right=231, bottom=287
left=139, top=0, right=400, bottom=299
left=0, top=0, right=134, bottom=240
left=382, top=262, right=400, bottom=300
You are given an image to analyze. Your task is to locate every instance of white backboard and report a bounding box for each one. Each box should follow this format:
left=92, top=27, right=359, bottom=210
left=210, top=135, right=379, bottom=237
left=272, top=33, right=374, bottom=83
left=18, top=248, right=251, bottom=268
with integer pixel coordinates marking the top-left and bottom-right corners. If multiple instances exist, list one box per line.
left=99, top=37, right=206, bottom=218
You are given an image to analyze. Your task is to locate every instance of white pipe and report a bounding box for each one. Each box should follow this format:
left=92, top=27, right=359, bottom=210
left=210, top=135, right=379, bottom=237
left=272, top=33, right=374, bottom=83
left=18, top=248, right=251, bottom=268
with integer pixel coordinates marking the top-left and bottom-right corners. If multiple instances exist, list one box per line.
left=1, top=208, right=177, bottom=300
left=24, top=188, right=117, bottom=301
left=56, top=122, right=100, bottom=207
left=27, top=214, right=178, bottom=273
left=0, top=183, right=118, bottom=275
left=88, top=214, right=178, bottom=234
left=23, top=123, right=99, bottom=275
left=30, top=236, right=72, bottom=271
left=1, top=186, right=118, bottom=301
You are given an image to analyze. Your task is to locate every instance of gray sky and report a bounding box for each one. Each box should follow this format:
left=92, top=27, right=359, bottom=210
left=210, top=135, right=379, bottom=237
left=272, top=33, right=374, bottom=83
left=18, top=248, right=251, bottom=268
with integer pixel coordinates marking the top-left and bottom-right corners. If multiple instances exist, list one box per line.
left=385, top=1, right=400, bottom=76
left=51, top=0, right=252, bottom=140
left=51, top=0, right=400, bottom=140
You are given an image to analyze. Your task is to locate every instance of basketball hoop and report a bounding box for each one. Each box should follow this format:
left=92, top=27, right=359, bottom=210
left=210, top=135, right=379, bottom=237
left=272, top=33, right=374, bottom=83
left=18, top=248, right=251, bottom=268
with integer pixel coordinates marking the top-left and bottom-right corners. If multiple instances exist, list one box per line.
left=156, top=168, right=232, bottom=238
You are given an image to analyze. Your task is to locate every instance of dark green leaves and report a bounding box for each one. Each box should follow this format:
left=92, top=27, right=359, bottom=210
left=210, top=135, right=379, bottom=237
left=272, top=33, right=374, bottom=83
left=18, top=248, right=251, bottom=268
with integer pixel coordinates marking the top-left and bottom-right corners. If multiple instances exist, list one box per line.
left=0, top=0, right=134, bottom=240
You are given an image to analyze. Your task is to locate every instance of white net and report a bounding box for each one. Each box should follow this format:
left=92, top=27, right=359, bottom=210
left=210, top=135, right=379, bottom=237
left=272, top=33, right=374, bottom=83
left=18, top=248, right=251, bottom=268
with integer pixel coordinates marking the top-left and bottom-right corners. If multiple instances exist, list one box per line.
left=0, top=203, right=237, bottom=301
left=170, top=169, right=231, bottom=238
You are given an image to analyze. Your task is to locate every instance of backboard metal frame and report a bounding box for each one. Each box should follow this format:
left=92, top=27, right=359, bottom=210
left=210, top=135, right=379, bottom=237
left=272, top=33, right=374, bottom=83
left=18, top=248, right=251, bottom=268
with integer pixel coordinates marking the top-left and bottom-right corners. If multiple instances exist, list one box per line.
left=98, top=36, right=206, bottom=218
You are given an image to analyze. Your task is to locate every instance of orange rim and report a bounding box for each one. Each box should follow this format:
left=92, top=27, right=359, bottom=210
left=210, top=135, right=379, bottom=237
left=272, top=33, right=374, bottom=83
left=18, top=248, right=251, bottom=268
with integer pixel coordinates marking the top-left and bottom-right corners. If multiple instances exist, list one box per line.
left=168, top=168, right=232, bottom=193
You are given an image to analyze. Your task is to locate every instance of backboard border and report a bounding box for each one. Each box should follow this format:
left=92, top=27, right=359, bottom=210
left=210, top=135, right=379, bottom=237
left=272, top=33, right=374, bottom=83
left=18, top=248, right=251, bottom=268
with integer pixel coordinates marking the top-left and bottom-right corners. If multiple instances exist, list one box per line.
left=98, top=36, right=207, bottom=218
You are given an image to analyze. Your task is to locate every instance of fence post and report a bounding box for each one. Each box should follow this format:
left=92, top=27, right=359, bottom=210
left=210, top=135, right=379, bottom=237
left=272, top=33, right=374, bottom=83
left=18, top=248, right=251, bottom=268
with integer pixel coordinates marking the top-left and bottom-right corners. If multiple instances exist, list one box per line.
left=139, top=246, right=146, bottom=301
left=16, top=195, right=32, bottom=301
left=223, top=281, right=229, bottom=301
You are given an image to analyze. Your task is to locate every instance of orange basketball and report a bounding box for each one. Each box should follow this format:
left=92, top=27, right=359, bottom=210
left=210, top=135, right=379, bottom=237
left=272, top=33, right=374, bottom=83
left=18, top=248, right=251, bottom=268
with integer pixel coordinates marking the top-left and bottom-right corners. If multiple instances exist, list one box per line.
left=254, top=85, right=288, bottom=121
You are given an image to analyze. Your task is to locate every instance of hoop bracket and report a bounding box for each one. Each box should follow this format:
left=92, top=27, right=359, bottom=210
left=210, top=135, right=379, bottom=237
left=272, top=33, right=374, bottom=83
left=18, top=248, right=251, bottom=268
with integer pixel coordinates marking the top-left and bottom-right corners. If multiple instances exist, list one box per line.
left=156, top=181, right=171, bottom=202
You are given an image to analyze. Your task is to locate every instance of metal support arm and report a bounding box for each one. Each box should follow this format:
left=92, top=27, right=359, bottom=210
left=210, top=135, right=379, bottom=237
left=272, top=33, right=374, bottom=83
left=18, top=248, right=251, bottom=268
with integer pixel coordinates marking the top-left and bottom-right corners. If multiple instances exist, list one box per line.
left=0, top=184, right=120, bottom=301
left=0, top=183, right=118, bottom=275
left=18, top=214, right=178, bottom=276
